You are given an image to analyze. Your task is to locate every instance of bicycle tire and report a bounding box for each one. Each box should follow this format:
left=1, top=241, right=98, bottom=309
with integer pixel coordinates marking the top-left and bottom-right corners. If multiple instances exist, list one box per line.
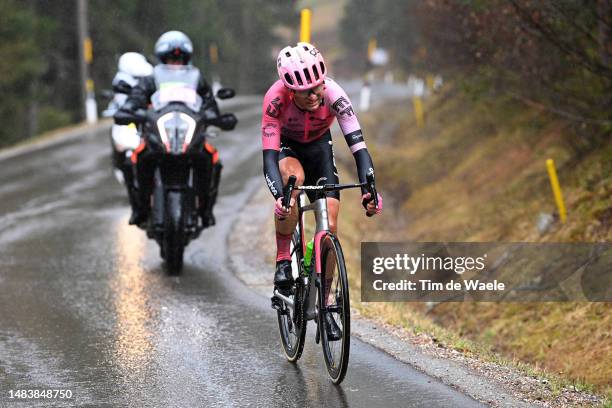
left=318, top=233, right=350, bottom=384
left=277, top=229, right=307, bottom=362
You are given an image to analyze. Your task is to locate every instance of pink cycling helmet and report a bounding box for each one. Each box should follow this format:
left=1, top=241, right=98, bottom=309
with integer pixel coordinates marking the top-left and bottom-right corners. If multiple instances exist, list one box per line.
left=277, top=42, right=326, bottom=91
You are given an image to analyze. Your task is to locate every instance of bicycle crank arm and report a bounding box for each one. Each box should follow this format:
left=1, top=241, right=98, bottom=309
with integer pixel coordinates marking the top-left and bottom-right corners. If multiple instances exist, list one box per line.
left=272, top=290, right=295, bottom=312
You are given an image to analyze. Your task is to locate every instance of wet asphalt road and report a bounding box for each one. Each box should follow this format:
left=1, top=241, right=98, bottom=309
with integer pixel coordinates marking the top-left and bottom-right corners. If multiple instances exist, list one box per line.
left=0, top=94, right=484, bottom=407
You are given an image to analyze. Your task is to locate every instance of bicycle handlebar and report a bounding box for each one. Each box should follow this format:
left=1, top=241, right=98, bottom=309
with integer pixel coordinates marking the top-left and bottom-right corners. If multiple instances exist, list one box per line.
left=282, top=174, right=378, bottom=216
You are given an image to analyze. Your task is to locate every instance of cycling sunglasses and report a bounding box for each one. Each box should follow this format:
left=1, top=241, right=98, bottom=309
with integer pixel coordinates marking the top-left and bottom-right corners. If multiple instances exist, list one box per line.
left=294, top=82, right=325, bottom=97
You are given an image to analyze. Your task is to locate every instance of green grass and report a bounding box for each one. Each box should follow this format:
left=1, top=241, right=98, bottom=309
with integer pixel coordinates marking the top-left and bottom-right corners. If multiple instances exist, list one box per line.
left=336, top=84, right=611, bottom=402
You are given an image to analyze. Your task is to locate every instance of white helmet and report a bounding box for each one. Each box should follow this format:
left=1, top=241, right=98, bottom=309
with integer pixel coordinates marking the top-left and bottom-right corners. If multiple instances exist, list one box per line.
left=117, top=52, right=153, bottom=77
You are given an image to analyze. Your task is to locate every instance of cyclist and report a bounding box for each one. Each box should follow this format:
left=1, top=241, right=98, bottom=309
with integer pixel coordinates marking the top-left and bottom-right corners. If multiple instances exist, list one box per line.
left=261, top=42, right=383, bottom=335
left=115, top=31, right=228, bottom=227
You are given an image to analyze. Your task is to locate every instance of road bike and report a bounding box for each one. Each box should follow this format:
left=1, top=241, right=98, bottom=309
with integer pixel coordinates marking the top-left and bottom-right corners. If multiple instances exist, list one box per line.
left=271, top=174, right=378, bottom=384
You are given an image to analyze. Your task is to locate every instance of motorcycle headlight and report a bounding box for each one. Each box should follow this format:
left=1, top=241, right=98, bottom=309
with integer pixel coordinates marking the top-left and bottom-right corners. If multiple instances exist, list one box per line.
left=157, top=112, right=196, bottom=154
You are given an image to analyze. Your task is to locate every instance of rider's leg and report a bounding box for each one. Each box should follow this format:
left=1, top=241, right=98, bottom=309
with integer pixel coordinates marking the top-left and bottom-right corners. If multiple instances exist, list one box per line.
left=326, top=197, right=340, bottom=235
left=276, top=156, right=304, bottom=236
left=202, top=159, right=222, bottom=227
left=125, top=162, right=140, bottom=217
left=131, top=147, right=155, bottom=225
left=196, top=144, right=221, bottom=227
left=274, top=157, right=304, bottom=290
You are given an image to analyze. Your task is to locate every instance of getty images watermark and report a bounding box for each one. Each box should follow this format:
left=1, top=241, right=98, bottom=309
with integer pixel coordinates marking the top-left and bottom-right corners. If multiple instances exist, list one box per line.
left=361, top=242, right=611, bottom=302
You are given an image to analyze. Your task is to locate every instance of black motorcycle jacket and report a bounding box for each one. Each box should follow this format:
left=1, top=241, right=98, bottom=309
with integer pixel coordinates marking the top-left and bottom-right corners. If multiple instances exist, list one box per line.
left=115, top=66, right=220, bottom=124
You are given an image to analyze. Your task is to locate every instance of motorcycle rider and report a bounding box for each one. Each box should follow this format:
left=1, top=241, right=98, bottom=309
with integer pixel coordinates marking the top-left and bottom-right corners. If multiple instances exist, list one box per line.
left=103, top=52, right=153, bottom=212
left=115, top=30, right=229, bottom=227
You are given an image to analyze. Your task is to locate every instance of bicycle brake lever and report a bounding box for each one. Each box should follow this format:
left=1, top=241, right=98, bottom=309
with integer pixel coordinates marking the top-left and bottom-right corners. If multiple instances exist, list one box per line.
left=283, top=175, right=297, bottom=209
left=365, top=173, right=378, bottom=217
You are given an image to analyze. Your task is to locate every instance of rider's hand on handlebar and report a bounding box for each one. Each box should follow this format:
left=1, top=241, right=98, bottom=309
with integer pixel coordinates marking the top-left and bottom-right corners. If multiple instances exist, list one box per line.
left=275, top=197, right=295, bottom=220
left=361, top=192, right=383, bottom=216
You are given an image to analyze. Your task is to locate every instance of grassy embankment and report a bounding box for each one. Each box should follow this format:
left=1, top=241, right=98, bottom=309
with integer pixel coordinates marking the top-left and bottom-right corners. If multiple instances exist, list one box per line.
left=334, top=85, right=611, bottom=400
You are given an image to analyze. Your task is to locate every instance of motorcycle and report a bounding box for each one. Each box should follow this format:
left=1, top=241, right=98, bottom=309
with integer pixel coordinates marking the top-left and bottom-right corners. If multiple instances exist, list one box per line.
left=118, top=65, right=237, bottom=273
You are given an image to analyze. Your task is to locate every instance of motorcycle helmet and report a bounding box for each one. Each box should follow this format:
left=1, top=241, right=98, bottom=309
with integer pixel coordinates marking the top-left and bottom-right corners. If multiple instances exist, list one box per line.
left=154, top=30, right=193, bottom=64
left=117, top=52, right=153, bottom=77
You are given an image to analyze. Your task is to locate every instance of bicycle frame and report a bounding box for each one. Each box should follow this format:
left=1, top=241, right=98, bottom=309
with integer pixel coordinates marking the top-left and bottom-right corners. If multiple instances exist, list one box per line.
left=272, top=192, right=326, bottom=321
left=298, top=192, right=328, bottom=321
left=273, top=176, right=377, bottom=317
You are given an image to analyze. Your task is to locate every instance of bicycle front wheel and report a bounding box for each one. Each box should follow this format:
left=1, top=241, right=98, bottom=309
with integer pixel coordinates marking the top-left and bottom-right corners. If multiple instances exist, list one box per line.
left=277, top=229, right=307, bottom=362
left=318, top=233, right=350, bottom=384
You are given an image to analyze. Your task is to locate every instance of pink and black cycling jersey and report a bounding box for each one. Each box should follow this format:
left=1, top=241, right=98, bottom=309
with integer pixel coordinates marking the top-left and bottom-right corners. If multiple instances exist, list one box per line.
left=261, top=78, right=374, bottom=199
left=262, top=78, right=364, bottom=150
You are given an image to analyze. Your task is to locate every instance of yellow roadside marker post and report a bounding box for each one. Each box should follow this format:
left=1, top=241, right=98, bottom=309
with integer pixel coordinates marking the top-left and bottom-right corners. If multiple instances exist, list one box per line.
left=209, top=43, right=219, bottom=65
left=413, top=97, right=425, bottom=128
left=300, top=9, right=311, bottom=43
left=368, top=38, right=377, bottom=61
left=84, top=38, right=97, bottom=124
left=84, top=37, right=93, bottom=64
left=546, top=159, right=567, bottom=224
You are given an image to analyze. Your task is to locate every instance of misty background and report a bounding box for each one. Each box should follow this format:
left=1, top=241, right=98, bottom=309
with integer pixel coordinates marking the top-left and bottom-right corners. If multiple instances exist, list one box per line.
left=1, top=1, right=610, bottom=149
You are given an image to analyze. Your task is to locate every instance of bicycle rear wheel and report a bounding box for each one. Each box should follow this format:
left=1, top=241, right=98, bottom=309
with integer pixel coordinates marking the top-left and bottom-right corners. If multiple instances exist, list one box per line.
left=277, top=230, right=307, bottom=362
left=318, top=233, right=350, bottom=384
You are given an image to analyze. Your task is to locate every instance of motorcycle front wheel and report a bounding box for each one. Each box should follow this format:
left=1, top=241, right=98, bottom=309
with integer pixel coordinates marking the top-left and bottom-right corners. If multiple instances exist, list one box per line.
left=164, top=190, right=185, bottom=274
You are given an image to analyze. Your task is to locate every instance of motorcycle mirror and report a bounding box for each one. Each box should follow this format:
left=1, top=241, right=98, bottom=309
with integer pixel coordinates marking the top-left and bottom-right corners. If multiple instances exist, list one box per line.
left=216, top=88, right=235, bottom=100
left=218, top=113, right=237, bottom=130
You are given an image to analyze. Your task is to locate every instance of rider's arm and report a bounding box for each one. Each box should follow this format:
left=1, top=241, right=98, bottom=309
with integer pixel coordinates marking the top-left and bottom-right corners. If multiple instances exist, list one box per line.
left=261, top=86, right=284, bottom=200
left=111, top=72, right=138, bottom=94
left=326, top=79, right=375, bottom=192
left=118, top=75, right=155, bottom=112
left=198, top=77, right=221, bottom=120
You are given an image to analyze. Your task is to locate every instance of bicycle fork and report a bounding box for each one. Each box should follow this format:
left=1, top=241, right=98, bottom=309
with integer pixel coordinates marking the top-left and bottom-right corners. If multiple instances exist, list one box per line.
left=272, top=194, right=331, bottom=343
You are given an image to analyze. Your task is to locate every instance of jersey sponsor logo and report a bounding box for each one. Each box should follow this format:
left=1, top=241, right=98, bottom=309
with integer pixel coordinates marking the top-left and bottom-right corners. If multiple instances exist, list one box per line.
left=309, top=116, right=327, bottom=122
left=265, top=173, right=279, bottom=196
left=279, top=146, right=294, bottom=154
left=345, top=130, right=364, bottom=145
left=266, top=97, right=282, bottom=118
left=281, top=127, right=304, bottom=139
left=263, top=123, right=277, bottom=138
left=331, top=96, right=348, bottom=111
left=331, top=96, right=355, bottom=117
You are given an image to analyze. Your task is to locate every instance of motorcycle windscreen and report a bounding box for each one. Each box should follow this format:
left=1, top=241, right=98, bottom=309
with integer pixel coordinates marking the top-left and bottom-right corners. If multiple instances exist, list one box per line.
left=151, top=65, right=203, bottom=112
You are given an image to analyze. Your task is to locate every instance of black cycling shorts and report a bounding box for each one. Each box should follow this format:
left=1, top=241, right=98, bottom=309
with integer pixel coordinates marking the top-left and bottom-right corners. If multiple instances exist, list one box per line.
left=278, top=130, right=340, bottom=201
